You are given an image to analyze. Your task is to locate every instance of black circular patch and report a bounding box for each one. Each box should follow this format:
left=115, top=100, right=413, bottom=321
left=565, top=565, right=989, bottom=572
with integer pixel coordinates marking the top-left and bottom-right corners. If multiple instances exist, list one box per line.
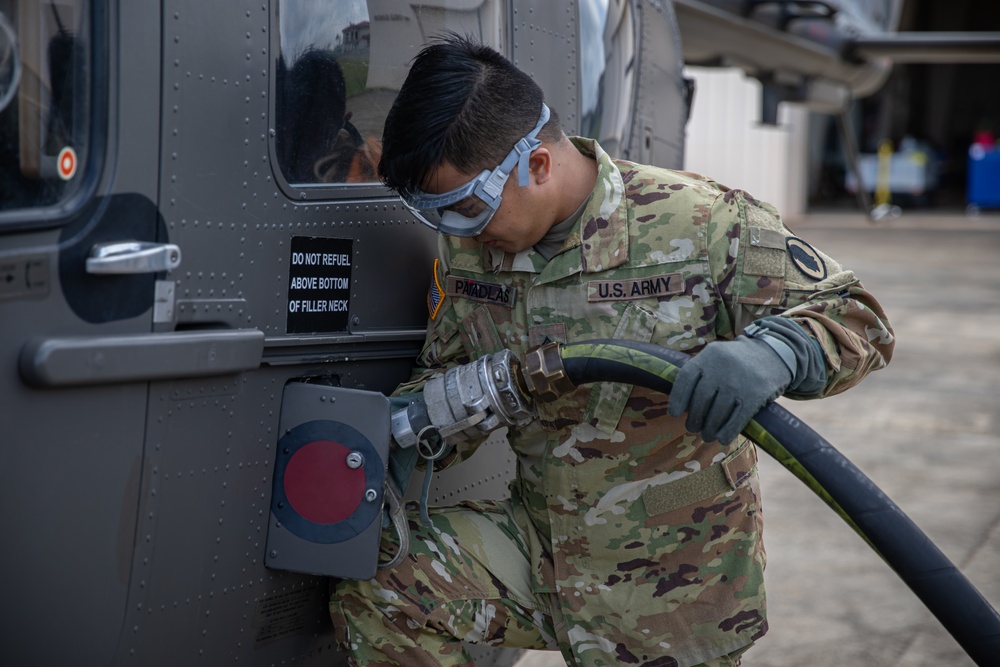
left=786, top=237, right=827, bottom=281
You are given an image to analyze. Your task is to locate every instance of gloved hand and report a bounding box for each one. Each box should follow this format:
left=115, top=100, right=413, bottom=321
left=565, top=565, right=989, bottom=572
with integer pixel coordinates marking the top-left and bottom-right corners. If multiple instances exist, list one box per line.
left=667, top=335, right=793, bottom=443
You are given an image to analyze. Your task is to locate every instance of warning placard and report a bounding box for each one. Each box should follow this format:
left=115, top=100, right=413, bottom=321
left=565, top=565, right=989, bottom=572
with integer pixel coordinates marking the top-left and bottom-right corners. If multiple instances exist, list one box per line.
left=286, top=236, right=353, bottom=334
left=252, top=585, right=325, bottom=647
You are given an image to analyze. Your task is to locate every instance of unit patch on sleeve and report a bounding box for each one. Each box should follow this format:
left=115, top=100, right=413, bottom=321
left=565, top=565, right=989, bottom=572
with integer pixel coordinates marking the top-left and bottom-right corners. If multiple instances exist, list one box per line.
left=587, top=272, right=684, bottom=302
left=428, top=258, right=445, bottom=320
left=445, top=275, right=516, bottom=308
left=786, top=237, right=827, bottom=281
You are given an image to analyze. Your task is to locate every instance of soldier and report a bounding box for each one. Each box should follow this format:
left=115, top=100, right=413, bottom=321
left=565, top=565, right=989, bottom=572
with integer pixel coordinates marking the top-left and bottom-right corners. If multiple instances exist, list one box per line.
left=329, top=35, right=894, bottom=667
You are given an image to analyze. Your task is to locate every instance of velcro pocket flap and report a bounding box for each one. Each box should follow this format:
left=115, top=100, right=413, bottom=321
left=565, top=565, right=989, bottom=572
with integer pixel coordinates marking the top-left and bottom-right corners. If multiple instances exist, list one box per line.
left=642, top=441, right=757, bottom=516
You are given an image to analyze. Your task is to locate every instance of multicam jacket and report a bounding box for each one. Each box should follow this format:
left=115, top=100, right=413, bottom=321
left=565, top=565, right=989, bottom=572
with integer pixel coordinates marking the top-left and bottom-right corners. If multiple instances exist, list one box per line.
left=397, top=137, right=894, bottom=665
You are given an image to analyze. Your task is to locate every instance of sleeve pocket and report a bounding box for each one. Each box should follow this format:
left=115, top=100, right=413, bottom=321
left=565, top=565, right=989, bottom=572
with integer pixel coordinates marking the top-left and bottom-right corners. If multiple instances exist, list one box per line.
left=642, top=441, right=757, bottom=517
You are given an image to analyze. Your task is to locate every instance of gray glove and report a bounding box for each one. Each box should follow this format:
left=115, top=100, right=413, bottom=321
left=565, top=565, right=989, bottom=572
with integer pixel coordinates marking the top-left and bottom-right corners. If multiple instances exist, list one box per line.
left=667, top=317, right=827, bottom=442
left=667, top=334, right=793, bottom=443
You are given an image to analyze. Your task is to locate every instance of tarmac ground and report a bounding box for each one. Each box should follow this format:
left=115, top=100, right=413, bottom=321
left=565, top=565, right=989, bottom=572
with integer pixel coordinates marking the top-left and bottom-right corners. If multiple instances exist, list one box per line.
left=513, top=210, right=1000, bottom=667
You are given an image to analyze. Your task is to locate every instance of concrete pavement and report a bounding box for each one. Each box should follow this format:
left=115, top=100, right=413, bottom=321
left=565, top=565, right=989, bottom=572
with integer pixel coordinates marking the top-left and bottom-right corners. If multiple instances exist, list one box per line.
left=513, top=211, right=1000, bottom=667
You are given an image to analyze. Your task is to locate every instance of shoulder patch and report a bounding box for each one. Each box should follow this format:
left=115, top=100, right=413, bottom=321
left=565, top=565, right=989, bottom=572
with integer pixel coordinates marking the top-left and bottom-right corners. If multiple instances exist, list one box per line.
left=786, top=237, right=827, bottom=281
left=428, top=258, right=445, bottom=320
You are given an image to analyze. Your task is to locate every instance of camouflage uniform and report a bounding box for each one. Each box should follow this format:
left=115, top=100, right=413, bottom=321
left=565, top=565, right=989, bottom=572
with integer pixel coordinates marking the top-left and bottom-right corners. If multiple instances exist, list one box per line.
left=330, top=138, right=894, bottom=666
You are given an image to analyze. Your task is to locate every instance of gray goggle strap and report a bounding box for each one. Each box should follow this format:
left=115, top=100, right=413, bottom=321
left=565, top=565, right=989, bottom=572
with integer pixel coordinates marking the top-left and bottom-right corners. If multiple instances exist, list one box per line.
left=478, top=102, right=551, bottom=196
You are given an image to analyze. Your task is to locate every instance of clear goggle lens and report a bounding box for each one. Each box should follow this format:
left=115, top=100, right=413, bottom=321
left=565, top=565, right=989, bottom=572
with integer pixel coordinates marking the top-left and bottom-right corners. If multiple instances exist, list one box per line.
left=402, top=174, right=498, bottom=237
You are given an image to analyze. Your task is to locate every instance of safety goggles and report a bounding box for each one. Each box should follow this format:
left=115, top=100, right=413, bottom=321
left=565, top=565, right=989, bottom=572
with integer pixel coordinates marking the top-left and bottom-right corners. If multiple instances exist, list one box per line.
left=401, top=103, right=551, bottom=237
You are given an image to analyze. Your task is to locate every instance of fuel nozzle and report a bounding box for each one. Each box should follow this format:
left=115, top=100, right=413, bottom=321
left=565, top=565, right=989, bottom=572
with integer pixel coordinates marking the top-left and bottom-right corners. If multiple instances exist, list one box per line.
left=390, top=348, right=542, bottom=458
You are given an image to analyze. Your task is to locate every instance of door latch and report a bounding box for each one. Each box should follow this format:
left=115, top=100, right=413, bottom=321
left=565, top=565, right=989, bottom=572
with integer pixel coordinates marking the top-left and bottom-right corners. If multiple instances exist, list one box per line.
left=86, top=241, right=182, bottom=274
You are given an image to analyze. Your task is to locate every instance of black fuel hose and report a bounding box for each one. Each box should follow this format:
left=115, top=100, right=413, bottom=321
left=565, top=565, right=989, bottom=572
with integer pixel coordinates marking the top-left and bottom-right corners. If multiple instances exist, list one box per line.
left=557, top=339, right=1000, bottom=666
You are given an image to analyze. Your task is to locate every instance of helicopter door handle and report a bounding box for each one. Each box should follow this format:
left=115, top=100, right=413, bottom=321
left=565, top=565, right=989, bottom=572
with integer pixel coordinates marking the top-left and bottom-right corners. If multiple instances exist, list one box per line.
left=86, top=241, right=182, bottom=274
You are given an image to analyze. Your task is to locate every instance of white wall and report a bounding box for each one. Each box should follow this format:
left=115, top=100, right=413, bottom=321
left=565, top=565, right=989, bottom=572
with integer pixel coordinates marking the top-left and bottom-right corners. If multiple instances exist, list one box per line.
left=682, top=67, right=810, bottom=220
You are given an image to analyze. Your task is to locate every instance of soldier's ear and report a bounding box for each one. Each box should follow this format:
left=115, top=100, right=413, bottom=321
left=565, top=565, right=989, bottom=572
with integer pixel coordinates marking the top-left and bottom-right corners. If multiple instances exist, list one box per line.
left=528, top=148, right=552, bottom=185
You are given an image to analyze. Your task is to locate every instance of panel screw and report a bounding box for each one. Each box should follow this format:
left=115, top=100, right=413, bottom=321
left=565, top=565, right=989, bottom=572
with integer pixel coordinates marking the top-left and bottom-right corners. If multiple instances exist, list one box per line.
left=346, top=452, right=364, bottom=469
left=365, top=489, right=378, bottom=502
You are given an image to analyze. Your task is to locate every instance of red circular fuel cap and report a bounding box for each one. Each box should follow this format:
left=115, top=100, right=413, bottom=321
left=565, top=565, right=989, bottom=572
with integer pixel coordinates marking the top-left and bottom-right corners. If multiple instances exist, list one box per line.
left=283, top=440, right=364, bottom=524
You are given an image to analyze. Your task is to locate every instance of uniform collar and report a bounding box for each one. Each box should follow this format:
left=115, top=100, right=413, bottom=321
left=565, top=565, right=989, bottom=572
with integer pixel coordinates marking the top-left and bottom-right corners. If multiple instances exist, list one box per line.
left=569, top=136, right=630, bottom=273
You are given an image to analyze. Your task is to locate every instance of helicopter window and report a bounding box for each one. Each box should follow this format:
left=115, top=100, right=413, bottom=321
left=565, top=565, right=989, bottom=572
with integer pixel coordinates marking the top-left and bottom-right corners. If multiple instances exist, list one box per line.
left=0, top=0, right=91, bottom=215
left=274, top=0, right=505, bottom=189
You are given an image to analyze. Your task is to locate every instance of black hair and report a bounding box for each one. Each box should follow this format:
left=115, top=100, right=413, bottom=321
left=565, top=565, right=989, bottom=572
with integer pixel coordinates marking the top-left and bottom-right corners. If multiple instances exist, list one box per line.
left=379, top=33, right=562, bottom=197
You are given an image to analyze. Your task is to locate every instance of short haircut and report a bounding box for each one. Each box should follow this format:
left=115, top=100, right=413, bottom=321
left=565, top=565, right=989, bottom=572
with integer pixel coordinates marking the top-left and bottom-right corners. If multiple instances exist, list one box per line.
left=379, top=33, right=562, bottom=198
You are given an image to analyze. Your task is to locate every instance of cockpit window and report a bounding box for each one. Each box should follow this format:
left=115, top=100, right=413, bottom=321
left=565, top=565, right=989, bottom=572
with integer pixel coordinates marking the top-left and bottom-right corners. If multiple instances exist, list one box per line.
left=274, top=0, right=505, bottom=188
left=0, top=0, right=91, bottom=214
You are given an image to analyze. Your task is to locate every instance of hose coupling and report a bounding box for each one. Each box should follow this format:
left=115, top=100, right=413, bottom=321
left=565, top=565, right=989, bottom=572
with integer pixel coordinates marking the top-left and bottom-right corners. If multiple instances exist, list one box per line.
left=521, top=342, right=576, bottom=403
left=417, top=349, right=536, bottom=445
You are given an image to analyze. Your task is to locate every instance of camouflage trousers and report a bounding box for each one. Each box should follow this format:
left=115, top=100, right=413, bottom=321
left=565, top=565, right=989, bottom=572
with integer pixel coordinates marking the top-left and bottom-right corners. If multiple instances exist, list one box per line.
left=328, top=499, right=752, bottom=667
